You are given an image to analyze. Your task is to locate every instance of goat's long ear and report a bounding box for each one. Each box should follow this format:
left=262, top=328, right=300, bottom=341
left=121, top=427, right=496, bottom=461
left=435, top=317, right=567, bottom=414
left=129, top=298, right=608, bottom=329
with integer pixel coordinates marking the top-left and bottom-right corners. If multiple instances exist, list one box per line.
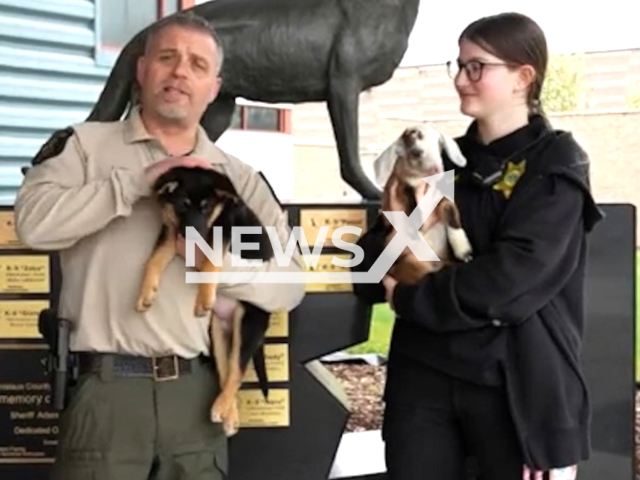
left=439, top=133, right=467, bottom=167
left=373, top=141, right=399, bottom=188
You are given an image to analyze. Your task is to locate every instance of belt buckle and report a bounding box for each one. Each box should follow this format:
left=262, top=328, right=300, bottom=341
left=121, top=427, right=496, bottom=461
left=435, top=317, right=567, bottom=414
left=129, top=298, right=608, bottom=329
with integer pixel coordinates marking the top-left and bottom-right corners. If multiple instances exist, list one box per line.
left=152, top=355, right=180, bottom=381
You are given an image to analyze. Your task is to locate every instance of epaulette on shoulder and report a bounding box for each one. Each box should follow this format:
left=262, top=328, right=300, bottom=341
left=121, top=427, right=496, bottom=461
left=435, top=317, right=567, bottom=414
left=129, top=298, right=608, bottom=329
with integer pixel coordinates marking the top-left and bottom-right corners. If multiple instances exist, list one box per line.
left=31, top=126, right=75, bottom=166
left=257, top=170, right=282, bottom=209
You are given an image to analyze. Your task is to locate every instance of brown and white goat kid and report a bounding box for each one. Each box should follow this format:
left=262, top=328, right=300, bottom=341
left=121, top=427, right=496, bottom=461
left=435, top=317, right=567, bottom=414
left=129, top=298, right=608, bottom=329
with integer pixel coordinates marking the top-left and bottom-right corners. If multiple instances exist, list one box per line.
left=373, top=124, right=473, bottom=284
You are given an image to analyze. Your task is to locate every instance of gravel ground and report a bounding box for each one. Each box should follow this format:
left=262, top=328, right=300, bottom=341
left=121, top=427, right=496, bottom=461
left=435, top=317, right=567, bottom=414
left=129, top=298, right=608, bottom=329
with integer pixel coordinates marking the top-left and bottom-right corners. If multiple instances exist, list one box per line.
left=324, top=363, right=387, bottom=432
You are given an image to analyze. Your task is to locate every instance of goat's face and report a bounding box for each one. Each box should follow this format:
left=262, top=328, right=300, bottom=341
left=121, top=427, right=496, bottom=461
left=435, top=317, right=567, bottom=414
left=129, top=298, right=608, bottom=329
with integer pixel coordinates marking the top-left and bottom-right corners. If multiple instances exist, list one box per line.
left=373, top=124, right=468, bottom=189
left=398, top=126, right=441, bottom=176
left=393, top=125, right=467, bottom=186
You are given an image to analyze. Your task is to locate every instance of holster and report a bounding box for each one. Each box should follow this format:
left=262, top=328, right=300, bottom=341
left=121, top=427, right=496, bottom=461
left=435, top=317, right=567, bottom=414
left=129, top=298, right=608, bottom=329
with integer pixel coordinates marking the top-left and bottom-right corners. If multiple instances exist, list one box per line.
left=38, top=308, right=78, bottom=411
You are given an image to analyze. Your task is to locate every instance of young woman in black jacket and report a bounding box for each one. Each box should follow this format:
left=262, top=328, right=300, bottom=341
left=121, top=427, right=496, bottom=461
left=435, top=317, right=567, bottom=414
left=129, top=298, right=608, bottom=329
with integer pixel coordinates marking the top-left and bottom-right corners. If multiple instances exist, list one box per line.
left=352, top=12, right=604, bottom=480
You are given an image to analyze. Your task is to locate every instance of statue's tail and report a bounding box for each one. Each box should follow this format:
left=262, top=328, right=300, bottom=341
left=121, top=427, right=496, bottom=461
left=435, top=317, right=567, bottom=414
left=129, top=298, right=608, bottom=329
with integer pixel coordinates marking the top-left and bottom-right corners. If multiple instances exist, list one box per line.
left=86, top=29, right=148, bottom=122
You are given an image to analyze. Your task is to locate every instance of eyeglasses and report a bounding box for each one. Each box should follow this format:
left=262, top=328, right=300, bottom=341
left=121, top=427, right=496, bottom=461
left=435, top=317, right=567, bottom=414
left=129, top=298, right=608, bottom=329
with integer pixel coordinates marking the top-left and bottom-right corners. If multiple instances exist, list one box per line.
left=446, top=59, right=513, bottom=82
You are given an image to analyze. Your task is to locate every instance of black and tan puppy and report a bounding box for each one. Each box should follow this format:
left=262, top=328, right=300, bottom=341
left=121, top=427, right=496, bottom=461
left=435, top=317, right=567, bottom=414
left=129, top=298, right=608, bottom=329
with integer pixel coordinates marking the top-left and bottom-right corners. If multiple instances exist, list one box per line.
left=136, top=166, right=273, bottom=436
left=373, top=124, right=474, bottom=284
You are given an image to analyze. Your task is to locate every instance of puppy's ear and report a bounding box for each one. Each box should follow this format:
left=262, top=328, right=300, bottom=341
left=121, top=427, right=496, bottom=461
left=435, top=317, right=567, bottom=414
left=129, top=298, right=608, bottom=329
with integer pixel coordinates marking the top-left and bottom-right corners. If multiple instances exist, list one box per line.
left=157, top=181, right=178, bottom=196
left=439, top=133, right=467, bottom=167
left=207, top=170, right=239, bottom=199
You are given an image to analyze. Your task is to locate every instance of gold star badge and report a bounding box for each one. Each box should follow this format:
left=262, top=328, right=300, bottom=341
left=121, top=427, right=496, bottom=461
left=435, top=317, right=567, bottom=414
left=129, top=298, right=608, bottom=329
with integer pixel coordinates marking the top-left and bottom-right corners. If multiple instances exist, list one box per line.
left=493, top=160, right=526, bottom=199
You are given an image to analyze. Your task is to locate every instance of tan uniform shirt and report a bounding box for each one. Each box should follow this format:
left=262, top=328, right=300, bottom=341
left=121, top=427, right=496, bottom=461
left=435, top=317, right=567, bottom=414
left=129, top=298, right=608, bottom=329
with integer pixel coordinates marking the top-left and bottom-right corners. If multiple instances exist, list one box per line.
left=14, top=106, right=305, bottom=358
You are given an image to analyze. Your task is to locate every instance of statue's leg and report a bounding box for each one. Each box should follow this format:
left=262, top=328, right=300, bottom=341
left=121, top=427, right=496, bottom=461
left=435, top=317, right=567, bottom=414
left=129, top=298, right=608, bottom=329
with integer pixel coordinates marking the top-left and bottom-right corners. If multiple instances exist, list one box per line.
left=326, top=74, right=381, bottom=200
left=86, top=32, right=146, bottom=122
left=200, top=96, right=237, bottom=142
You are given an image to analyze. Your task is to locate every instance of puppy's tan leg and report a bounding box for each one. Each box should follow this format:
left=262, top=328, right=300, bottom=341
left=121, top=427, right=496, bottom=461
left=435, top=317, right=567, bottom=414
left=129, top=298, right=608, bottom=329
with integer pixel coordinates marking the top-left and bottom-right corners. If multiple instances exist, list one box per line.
left=194, top=259, right=221, bottom=317
left=136, top=225, right=177, bottom=312
left=211, top=304, right=244, bottom=437
left=437, top=200, right=473, bottom=262
left=210, top=313, right=230, bottom=387
left=194, top=204, right=226, bottom=317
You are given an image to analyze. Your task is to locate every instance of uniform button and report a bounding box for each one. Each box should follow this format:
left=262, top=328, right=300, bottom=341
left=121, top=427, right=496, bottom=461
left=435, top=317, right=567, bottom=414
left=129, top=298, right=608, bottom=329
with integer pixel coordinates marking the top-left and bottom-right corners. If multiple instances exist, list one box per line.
left=492, top=319, right=503, bottom=327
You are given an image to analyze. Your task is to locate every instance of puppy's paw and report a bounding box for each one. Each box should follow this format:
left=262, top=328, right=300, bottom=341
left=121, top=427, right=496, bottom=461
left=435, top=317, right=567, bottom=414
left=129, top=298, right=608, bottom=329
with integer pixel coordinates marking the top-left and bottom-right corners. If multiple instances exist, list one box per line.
left=195, top=285, right=216, bottom=317
left=210, top=403, right=223, bottom=424
left=135, top=284, right=158, bottom=312
left=210, top=394, right=232, bottom=425
left=222, top=400, right=240, bottom=437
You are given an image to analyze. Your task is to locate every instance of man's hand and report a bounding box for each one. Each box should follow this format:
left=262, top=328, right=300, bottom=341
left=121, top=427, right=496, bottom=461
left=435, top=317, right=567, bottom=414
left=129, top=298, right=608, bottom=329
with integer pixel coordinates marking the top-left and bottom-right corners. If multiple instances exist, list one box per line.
left=144, top=156, right=214, bottom=187
left=386, top=178, right=428, bottom=212
left=386, top=178, right=441, bottom=257
left=383, top=275, right=398, bottom=310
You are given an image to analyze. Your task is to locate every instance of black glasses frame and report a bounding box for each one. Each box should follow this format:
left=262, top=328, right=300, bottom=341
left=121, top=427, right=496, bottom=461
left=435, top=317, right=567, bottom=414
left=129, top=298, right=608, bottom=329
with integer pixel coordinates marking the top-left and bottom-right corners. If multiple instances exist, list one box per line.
left=446, top=59, right=514, bottom=82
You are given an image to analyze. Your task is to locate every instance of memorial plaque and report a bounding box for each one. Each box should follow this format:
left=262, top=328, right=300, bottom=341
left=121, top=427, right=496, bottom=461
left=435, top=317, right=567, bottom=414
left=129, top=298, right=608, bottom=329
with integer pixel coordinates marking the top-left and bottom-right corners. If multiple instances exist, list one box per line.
left=243, top=344, right=289, bottom=383
left=0, top=256, right=50, bottom=295
left=0, top=300, right=50, bottom=340
left=0, top=207, right=59, bottom=480
left=266, top=311, right=288, bottom=338
left=299, top=209, right=366, bottom=248
left=0, top=349, right=58, bottom=465
left=305, top=254, right=353, bottom=293
left=238, top=388, right=290, bottom=428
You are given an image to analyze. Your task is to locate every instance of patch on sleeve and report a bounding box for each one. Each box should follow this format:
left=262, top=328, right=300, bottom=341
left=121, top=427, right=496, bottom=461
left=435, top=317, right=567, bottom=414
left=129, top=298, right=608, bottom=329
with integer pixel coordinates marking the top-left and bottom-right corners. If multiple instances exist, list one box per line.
left=31, top=126, right=75, bottom=166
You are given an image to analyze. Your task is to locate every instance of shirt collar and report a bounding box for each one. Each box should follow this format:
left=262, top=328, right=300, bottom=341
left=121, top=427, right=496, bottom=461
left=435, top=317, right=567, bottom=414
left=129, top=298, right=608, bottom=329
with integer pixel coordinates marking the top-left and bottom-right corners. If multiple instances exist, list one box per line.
left=123, top=105, right=226, bottom=163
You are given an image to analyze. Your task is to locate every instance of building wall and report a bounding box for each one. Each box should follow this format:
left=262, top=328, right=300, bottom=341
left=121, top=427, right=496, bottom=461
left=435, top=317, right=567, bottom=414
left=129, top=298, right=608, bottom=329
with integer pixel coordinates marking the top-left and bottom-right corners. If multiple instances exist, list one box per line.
left=0, top=0, right=113, bottom=204
left=0, top=0, right=181, bottom=205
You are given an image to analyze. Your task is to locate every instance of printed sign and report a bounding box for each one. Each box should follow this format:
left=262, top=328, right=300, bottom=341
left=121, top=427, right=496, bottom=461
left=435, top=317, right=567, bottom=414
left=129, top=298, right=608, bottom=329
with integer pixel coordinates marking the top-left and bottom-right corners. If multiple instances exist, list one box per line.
left=0, top=301, right=49, bottom=340
left=0, top=350, right=58, bottom=464
left=243, top=344, right=289, bottom=383
left=299, top=209, right=366, bottom=248
left=266, top=311, right=288, bottom=338
left=0, top=257, right=49, bottom=295
left=305, top=254, right=353, bottom=293
left=238, top=389, right=289, bottom=428
left=0, top=212, right=24, bottom=250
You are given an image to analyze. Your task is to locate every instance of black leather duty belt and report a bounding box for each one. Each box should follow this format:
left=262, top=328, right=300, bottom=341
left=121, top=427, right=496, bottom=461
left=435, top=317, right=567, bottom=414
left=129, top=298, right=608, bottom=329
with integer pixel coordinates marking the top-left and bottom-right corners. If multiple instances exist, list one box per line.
left=77, top=353, right=209, bottom=382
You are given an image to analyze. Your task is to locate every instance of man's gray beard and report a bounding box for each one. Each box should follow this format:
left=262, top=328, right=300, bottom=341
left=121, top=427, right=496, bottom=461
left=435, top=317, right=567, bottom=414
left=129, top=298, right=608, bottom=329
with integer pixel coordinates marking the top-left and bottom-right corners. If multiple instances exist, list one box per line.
left=155, top=103, right=189, bottom=122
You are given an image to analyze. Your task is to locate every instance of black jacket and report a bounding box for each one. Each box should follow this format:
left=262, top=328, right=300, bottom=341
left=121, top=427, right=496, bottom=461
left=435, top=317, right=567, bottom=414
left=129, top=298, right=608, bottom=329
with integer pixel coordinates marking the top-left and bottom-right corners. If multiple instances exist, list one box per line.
left=351, top=115, right=604, bottom=470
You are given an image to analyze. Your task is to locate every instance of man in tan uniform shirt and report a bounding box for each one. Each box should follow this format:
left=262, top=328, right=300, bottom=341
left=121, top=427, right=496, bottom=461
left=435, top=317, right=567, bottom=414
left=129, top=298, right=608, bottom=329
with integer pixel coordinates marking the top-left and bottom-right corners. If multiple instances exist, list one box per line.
left=14, top=12, right=304, bottom=480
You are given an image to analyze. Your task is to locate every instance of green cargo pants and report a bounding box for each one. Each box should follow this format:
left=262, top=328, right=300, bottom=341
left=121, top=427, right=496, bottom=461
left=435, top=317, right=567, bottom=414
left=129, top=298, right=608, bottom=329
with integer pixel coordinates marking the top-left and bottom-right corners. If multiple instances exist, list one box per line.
left=51, top=355, right=228, bottom=480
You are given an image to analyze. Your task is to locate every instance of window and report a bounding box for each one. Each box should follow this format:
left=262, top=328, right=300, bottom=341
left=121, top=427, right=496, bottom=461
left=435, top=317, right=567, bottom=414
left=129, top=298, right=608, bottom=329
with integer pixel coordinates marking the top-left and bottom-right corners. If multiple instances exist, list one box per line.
left=230, top=105, right=290, bottom=133
left=97, top=0, right=161, bottom=52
